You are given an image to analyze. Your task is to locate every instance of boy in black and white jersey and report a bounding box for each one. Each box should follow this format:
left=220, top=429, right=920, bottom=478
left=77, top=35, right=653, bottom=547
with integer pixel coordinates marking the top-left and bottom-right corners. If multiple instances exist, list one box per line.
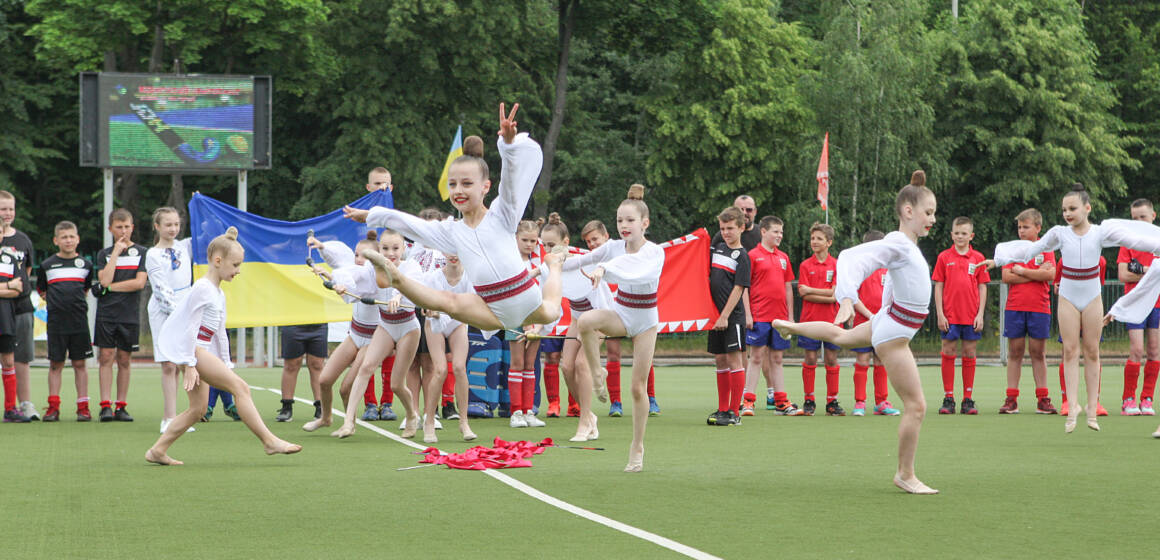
left=93, top=209, right=148, bottom=422
left=37, top=221, right=95, bottom=421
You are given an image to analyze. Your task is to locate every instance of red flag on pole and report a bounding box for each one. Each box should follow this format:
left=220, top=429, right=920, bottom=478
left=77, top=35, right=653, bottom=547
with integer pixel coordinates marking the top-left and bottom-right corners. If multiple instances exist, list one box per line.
left=816, top=132, right=830, bottom=211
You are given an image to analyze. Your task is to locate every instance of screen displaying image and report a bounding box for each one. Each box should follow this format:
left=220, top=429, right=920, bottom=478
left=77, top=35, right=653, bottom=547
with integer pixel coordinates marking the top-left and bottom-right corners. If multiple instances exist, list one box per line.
left=99, top=74, right=255, bottom=169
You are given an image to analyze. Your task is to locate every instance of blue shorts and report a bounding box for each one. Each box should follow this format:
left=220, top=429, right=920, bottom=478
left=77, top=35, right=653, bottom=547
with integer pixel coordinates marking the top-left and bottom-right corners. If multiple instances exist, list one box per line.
left=850, top=345, right=874, bottom=354
left=746, top=322, right=791, bottom=350
left=1124, top=308, right=1160, bottom=330
left=1003, top=310, right=1051, bottom=339
left=539, top=337, right=564, bottom=353
left=797, top=335, right=839, bottom=352
left=941, top=323, right=981, bottom=341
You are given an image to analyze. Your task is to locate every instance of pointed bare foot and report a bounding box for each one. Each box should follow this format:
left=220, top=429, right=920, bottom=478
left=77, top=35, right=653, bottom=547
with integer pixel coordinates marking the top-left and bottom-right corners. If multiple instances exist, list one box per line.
left=401, top=416, right=420, bottom=438
left=145, top=448, right=183, bottom=466
left=331, top=424, right=355, bottom=438
left=459, top=423, right=477, bottom=441
left=594, top=367, right=609, bottom=403
left=264, top=440, right=303, bottom=455
left=362, top=250, right=398, bottom=288
left=893, top=474, right=938, bottom=494
left=302, top=417, right=331, bottom=432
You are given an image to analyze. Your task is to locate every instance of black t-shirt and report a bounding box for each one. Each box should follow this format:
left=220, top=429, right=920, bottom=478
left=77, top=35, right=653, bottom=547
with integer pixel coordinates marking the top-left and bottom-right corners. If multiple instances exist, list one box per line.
left=710, top=227, right=760, bottom=253
left=0, top=230, right=35, bottom=314
left=93, top=243, right=148, bottom=324
left=37, top=254, right=93, bottom=334
left=710, top=241, right=751, bottom=322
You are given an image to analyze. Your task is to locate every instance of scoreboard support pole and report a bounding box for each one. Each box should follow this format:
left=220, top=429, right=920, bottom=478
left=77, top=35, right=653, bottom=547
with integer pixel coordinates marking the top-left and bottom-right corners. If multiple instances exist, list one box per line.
left=103, top=169, right=114, bottom=248
left=237, top=170, right=248, bottom=367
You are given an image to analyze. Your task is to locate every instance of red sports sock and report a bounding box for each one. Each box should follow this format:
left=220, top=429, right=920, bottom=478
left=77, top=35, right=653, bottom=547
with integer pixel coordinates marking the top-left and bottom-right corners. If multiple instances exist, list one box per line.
left=1142, top=360, right=1160, bottom=400
left=730, top=368, right=745, bottom=414
left=801, top=364, right=816, bottom=400
left=544, top=363, right=560, bottom=402
left=2, top=367, right=15, bottom=411
left=1034, top=387, right=1049, bottom=399
left=873, top=365, right=889, bottom=404
left=1124, top=360, right=1141, bottom=400
left=47, top=395, right=61, bottom=409
left=522, top=370, right=536, bottom=414
left=607, top=361, right=622, bottom=403
left=940, top=354, right=956, bottom=398
left=1006, top=387, right=1019, bottom=398
left=507, top=370, right=523, bottom=412
left=825, top=365, right=840, bottom=403
left=380, top=356, right=395, bottom=405
left=114, top=400, right=127, bottom=410
left=962, top=357, right=977, bottom=400
left=716, top=368, right=730, bottom=412
left=363, top=373, right=377, bottom=405
left=853, top=364, right=869, bottom=403
left=442, top=363, right=455, bottom=406
left=99, top=399, right=111, bottom=409
left=774, top=391, right=788, bottom=405
left=1059, top=362, right=1067, bottom=402
left=647, top=365, right=656, bottom=398
left=567, top=393, right=577, bottom=408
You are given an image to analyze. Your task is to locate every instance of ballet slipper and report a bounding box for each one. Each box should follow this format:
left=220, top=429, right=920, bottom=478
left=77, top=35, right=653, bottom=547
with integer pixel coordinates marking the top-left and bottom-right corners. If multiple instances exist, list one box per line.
left=771, top=319, right=794, bottom=334
left=459, top=423, right=477, bottom=442
left=893, top=474, right=938, bottom=495
left=331, top=424, right=356, bottom=438
left=1087, top=417, right=1100, bottom=431
left=145, top=448, right=183, bottom=466
left=302, top=417, right=331, bottom=432
left=1065, top=405, right=1080, bottom=433
left=1152, top=427, right=1160, bottom=438
left=264, top=440, right=303, bottom=455
left=624, top=445, right=644, bottom=473
left=362, top=250, right=398, bottom=287
left=593, top=367, right=609, bottom=403
left=423, top=424, right=438, bottom=444
left=401, top=416, right=420, bottom=438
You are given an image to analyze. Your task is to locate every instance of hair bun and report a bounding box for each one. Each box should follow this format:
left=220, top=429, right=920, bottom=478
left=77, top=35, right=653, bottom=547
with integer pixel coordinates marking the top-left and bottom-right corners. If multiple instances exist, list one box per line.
left=627, top=184, right=645, bottom=200
left=910, top=170, right=926, bottom=187
left=547, top=212, right=562, bottom=225
left=463, top=135, right=484, bottom=158
left=1071, top=182, right=1086, bottom=192
left=365, top=230, right=378, bottom=241
left=225, top=226, right=239, bottom=241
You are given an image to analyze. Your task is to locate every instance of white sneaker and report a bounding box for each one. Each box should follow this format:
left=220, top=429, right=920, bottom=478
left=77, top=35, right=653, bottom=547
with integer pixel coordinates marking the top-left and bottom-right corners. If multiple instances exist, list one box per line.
left=159, top=418, right=195, bottom=434
left=401, top=415, right=444, bottom=430
left=20, top=401, right=40, bottom=421
left=430, top=414, right=443, bottom=430
left=523, top=410, right=546, bottom=427
left=510, top=411, right=528, bottom=428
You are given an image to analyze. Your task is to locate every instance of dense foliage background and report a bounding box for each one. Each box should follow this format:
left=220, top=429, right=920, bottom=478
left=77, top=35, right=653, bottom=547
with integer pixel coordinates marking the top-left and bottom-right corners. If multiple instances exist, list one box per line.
left=3, top=0, right=1158, bottom=264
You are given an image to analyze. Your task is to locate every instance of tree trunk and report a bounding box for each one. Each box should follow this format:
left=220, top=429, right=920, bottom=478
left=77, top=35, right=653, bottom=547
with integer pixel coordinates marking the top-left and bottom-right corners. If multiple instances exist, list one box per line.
left=533, top=0, right=578, bottom=219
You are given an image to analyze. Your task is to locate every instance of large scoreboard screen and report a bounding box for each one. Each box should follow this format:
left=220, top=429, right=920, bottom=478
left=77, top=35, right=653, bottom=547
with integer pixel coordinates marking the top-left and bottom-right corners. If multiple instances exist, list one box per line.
left=80, top=72, right=271, bottom=171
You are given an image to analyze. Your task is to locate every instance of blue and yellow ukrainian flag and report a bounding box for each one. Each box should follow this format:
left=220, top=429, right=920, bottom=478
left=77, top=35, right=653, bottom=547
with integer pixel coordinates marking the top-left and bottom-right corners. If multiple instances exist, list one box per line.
left=437, top=125, right=463, bottom=201
left=188, top=190, right=393, bottom=328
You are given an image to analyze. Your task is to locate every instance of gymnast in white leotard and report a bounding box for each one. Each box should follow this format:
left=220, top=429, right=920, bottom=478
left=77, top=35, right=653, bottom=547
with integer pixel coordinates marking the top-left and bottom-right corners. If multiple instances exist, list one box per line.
left=343, top=103, right=565, bottom=332
left=992, top=183, right=1160, bottom=434
left=418, top=253, right=478, bottom=442
left=774, top=170, right=939, bottom=495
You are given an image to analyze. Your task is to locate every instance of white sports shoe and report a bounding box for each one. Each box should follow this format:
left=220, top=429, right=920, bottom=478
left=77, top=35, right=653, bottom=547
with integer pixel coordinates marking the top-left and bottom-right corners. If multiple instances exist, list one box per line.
left=510, top=411, right=528, bottom=428
left=523, top=410, right=546, bottom=427
left=20, top=401, right=40, bottom=421
left=159, top=418, right=195, bottom=434
left=400, top=414, right=443, bottom=430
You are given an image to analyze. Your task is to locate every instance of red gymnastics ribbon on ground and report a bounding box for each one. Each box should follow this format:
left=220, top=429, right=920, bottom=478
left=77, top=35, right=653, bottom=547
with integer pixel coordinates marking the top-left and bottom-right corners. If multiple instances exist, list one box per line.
left=419, top=437, right=552, bottom=470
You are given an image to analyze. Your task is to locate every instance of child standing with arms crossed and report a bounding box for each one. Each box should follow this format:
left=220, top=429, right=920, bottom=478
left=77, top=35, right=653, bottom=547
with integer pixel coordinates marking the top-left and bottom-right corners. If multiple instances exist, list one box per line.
left=933, top=217, right=990, bottom=415
left=706, top=206, right=751, bottom=426
left=36, top=221, right=94, bottom=421
left=798, top=223, right=842, bottom=416
left=145, top=227, right=301, bottom=465
left=93, top=208, right=148, bottom=422
left=998, top=209, right=1057, bottom=415
left=743, top=216, right=803, bottom=416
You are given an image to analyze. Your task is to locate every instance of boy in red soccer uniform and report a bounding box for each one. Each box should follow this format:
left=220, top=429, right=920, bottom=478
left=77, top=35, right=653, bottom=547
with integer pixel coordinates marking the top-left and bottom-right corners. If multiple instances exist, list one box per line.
left=1116, top=198, right=1160, bottom=416
left=848, top=230, right=900, bottom=417
left=706, top=207, right=751, bottom=426
left=933, top=216, right=990, bottom=415
left=742, top=216, right=802, bottom=416
left=999, top=209, right=1057, bottom=414
left=798, top=222, right=841, bottom=416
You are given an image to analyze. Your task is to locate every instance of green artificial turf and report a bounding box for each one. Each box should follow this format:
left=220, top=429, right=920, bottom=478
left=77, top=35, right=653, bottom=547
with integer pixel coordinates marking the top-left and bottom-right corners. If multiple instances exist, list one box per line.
left=5, top=364, right=1154, bottom=559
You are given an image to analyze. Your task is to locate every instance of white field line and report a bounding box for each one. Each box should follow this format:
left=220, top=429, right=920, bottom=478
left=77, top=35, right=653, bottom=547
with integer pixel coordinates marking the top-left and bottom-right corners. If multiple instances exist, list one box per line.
left=254, top=386, right=722, bottom=560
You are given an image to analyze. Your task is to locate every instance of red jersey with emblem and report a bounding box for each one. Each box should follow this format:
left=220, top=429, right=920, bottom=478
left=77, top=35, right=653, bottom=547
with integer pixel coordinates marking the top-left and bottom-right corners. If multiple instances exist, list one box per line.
left=1116, top=247, right=1160, bottom=308
left=1002, top=250, right=1056, bottom=313
left=798, top=253, right=838, bottom=322
left=853, top=268, right=887, bottom=326
left=747, top=244, right=794, bottom=321
left=932, top=245, right=991, bottom=325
